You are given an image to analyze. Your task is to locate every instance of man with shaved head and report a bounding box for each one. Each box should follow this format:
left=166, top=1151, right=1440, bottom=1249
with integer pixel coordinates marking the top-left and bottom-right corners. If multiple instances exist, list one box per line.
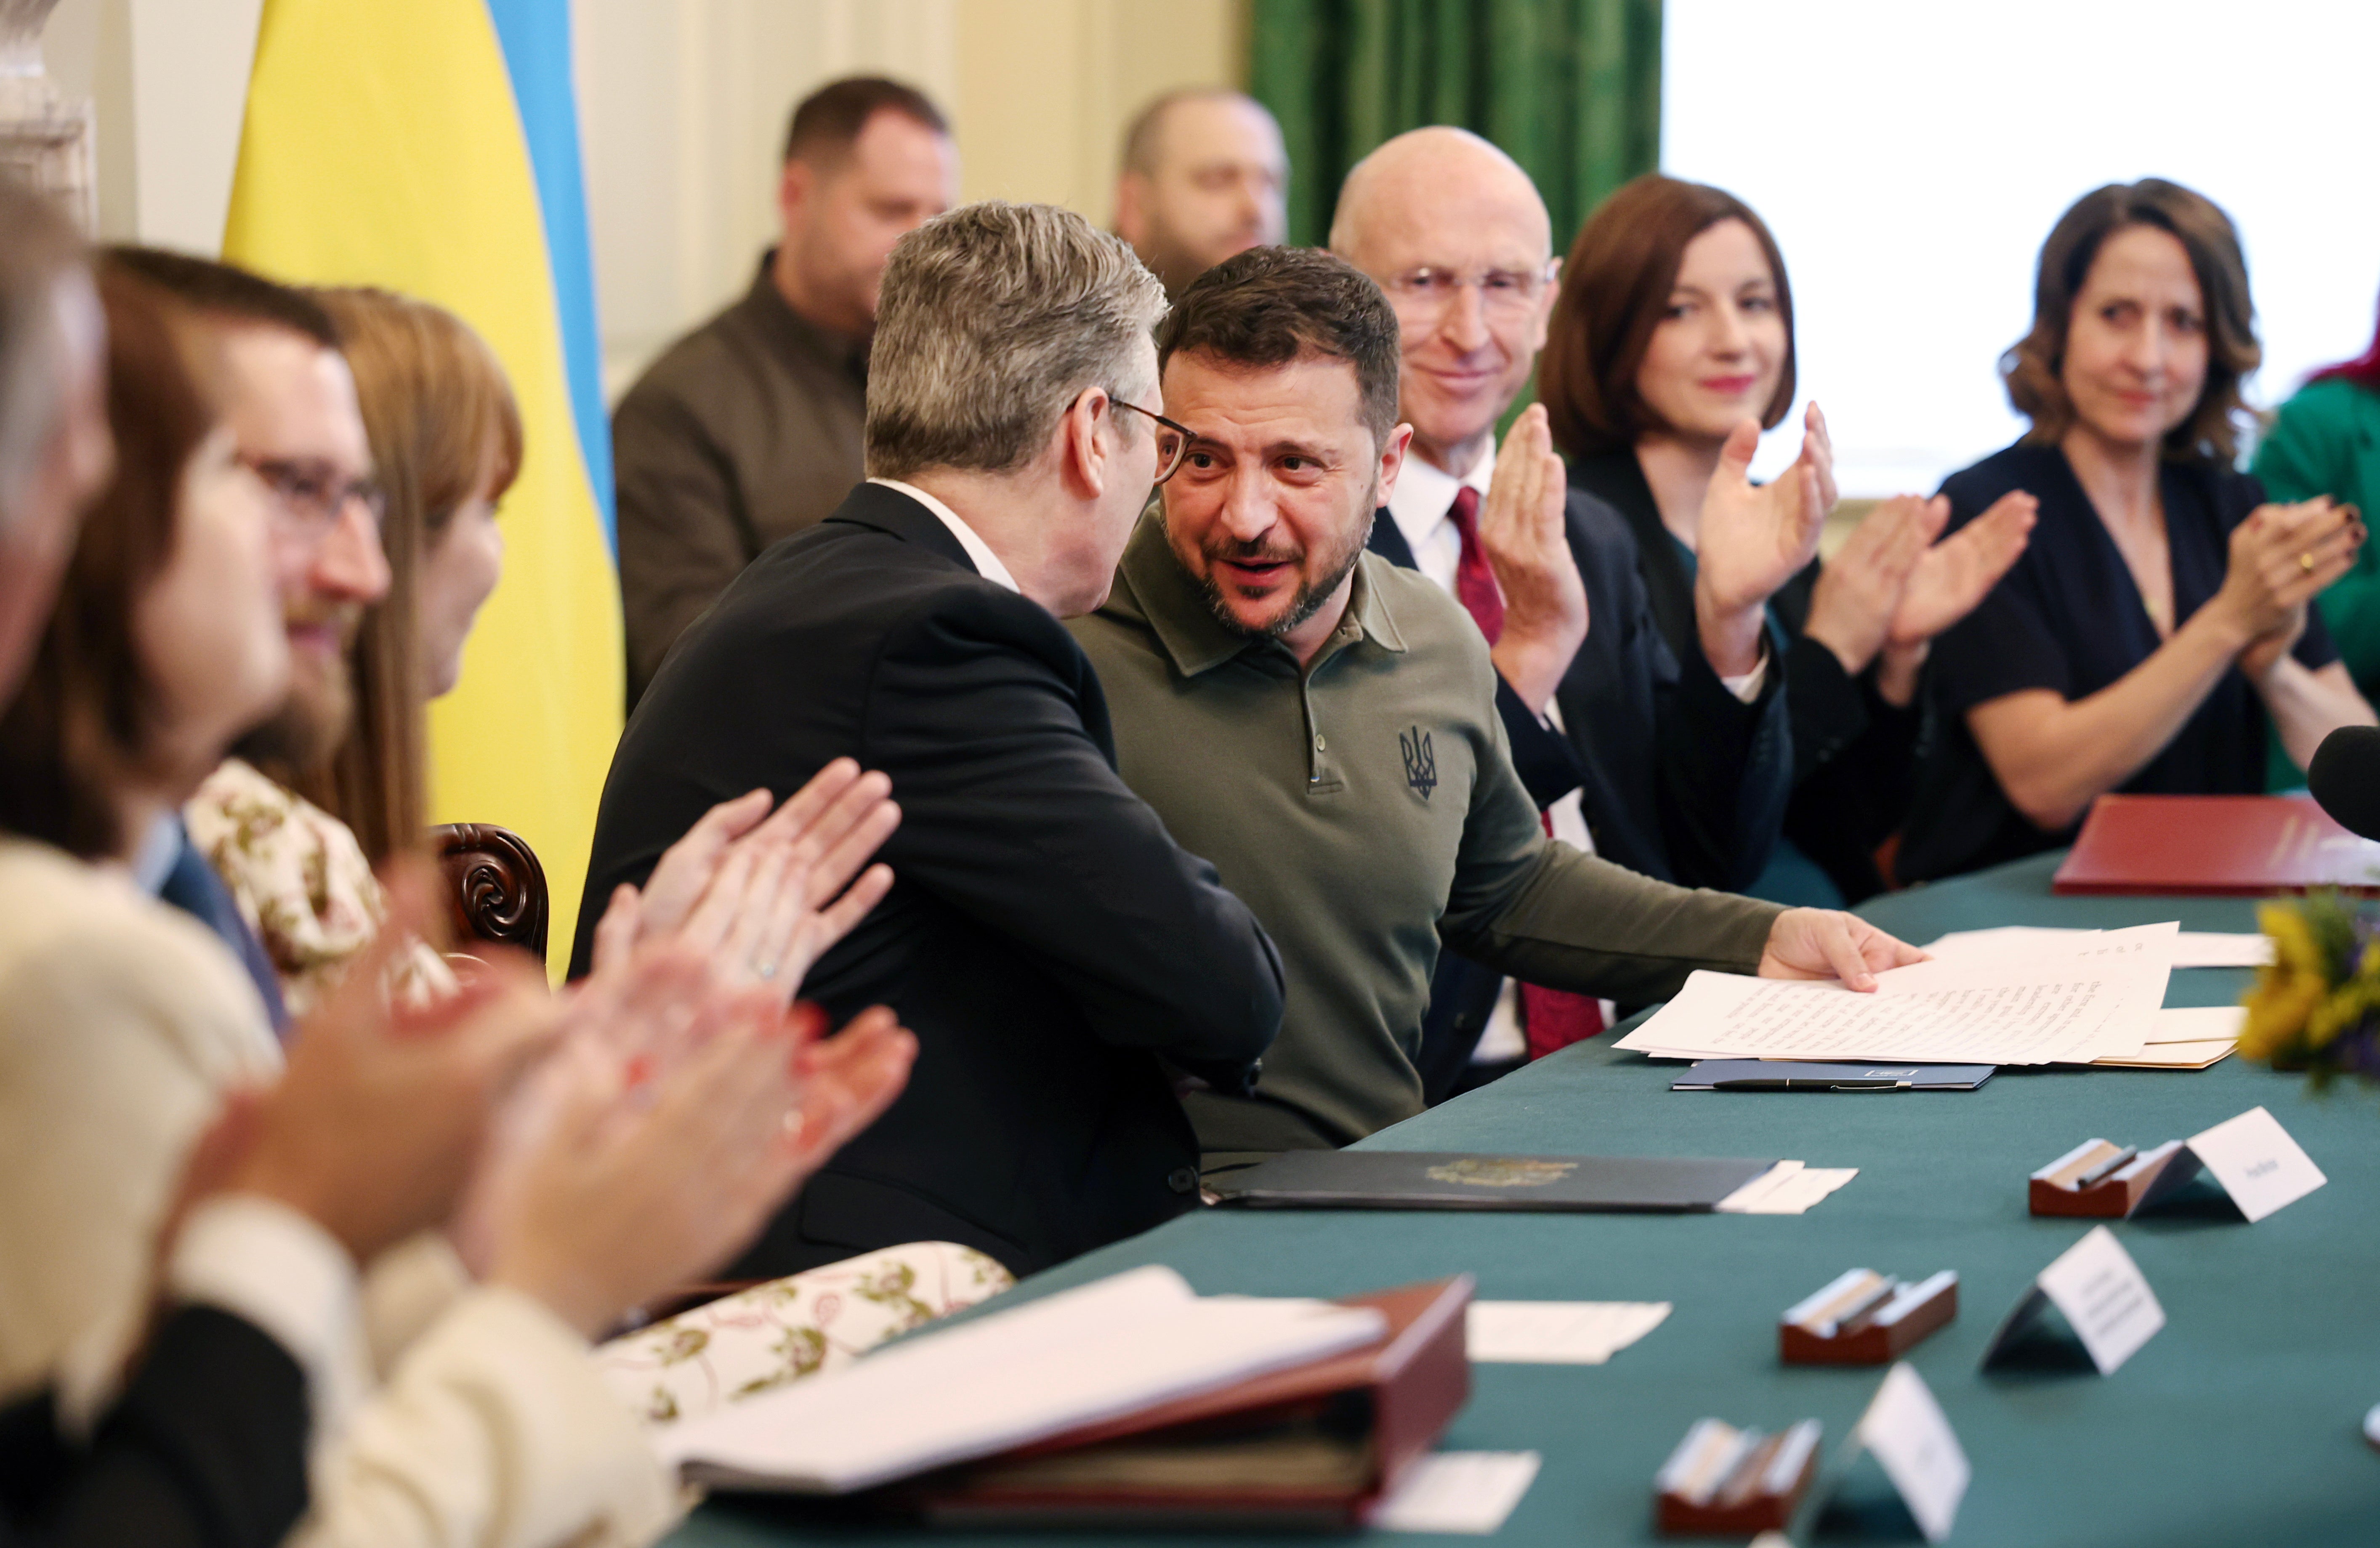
left=1331, top=128, right=1795, bottom=1096
left=1113, top=89, right=1288, bottom=297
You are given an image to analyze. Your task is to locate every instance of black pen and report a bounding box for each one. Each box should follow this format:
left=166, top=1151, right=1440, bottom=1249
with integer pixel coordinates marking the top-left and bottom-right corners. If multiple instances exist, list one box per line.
left=2071, top=1144, right=2139, bottom=1189
left=1713, top=1076, right=1911, bottom=1091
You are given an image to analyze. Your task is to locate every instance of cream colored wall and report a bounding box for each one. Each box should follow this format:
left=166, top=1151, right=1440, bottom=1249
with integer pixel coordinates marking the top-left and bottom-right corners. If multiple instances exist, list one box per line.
left=578, top=0, right=1245, bottom=396
left=41, top=0, right=261, bottom=250
left=41, top=0, right=1244, bottom=398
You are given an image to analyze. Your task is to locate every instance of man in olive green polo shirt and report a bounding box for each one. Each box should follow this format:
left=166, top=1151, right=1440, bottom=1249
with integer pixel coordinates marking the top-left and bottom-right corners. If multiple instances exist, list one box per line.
left=1070, top=247, right=1922, bottom=1160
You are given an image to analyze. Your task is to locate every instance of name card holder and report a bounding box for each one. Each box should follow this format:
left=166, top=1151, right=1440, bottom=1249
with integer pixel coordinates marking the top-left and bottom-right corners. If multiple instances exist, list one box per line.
left=2028, top=1137, right=2184, bottom=1218
left=1653, top=1417, right=1820, bottom=1536
left=2030, top=1109, right=2325, bottom=1224
left=1778, top=1269, right=1957, bottom=1365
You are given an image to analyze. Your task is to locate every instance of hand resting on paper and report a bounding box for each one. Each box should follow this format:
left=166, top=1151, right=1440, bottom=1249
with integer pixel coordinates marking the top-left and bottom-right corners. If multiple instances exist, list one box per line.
left=1755, top=909, right=1925, bottom=993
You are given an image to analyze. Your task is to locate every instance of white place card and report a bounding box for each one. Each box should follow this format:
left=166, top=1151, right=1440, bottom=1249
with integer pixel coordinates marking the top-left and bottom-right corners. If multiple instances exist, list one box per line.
left=1367, top=1451, right=1540, bottom=1534
left=2183, top=1105, right=2325, bottom=1223
left=1984, top=1225, right=2164, bottom=1375
left=1465, top=1301, right=1670, bottom=1364
left=1852, top=1363, right=1969, bottom=1543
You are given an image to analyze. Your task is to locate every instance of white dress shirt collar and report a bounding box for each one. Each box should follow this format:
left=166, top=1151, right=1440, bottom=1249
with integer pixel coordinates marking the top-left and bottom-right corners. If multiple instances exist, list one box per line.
left=868, top=477, right=1021, bottom=593
left=1386, top=440, right=1494, bottom=565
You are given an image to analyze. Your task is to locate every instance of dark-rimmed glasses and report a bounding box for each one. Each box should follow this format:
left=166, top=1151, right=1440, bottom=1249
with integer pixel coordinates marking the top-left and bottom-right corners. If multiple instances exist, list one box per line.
left=236, top=452, right=388, bottom=532
left=1110, top=397, right=1192, bottom=485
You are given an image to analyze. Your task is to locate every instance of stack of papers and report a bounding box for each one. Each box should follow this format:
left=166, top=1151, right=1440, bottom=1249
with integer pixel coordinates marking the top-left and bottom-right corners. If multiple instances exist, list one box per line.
left=1617, top=923, right=2175, bottom=1067
left=1928, top=925, right=2269, bottom=968
left=2092, top=1005, right=2242, bottom=1070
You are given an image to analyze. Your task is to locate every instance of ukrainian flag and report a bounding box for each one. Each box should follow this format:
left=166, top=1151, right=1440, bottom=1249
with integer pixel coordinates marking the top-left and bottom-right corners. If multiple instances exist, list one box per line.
left=224, top=0, right=617, bottom=971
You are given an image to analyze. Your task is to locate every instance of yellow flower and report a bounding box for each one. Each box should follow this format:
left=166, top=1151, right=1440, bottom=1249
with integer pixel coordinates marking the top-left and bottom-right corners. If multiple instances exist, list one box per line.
left=2240, top=903, right=2333, bottom=1063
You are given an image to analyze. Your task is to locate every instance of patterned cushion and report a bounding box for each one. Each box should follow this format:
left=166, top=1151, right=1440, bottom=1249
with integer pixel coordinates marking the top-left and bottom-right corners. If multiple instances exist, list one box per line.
left=593, top=1242, right=1014, bottom=1426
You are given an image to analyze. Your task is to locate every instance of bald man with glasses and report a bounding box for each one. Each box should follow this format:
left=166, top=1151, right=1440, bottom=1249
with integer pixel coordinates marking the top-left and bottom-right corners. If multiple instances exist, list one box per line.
left=1330, top=129, right=1797, bottom=1098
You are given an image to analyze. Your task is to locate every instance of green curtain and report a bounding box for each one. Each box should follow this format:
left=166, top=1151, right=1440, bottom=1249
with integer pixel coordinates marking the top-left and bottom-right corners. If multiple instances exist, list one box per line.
left=1246, top=0, right=1663, bottom=254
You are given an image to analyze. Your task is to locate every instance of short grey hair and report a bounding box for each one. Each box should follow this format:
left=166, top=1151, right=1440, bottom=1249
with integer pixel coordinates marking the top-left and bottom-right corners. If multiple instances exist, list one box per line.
left=865, top=201, right=1167, bottom=481
left=0, top=177, right=86, bottom=528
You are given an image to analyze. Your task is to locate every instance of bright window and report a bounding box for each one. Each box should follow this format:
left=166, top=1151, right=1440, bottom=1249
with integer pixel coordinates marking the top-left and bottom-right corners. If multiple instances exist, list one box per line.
left=1660, top=0, right=2380, bottom=496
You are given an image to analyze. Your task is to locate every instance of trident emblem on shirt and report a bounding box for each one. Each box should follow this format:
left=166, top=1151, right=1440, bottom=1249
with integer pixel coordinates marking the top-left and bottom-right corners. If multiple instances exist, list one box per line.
left=1400, top=726, right=1437, bottom=801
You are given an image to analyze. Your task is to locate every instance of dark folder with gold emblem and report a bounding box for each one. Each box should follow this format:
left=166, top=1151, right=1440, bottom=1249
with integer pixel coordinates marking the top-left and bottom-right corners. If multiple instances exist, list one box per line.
left=1208, top=1151, right=1777, bottom=1211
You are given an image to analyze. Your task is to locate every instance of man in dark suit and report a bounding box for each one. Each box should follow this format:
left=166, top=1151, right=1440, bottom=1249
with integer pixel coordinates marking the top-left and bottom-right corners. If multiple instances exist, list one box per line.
left=1329, top=129, right=1793, bottom=1098
left=574, top=202, right=1284, bottom=1279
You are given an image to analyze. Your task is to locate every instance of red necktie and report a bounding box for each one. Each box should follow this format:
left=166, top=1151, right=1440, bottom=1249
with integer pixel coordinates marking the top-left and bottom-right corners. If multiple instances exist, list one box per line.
left=1443, top=488, right=1606, bottom=1059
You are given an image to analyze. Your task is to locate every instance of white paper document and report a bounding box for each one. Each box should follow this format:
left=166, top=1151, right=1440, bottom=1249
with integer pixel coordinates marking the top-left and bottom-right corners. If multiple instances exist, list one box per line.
left=1713, top=1160, right=1859, bottom=1214
left=1466, top=1301, right=1669, bottom=1364
left=1928, top=924, right=2268, bottom=969
left=653, top=1265, right=1385, bottom=1493
left=2185, top=1105, right=2326, bottom=1222
left=1852, top=1363, right=1969, bottom=1543
left=1986, top=1225, right=2165, bottom=1375
left=1368, top=1451, right=1541, bottom=1534
left=1619, top=923, right=2175, bottom=1066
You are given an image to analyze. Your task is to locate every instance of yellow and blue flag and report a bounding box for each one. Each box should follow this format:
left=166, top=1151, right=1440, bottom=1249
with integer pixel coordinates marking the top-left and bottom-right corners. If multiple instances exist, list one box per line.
left=224, top=0, right=619, bottom=970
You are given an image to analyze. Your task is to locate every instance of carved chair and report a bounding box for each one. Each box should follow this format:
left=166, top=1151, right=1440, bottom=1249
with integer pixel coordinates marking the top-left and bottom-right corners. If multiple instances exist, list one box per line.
left=430, top=823, right=548, bottom=960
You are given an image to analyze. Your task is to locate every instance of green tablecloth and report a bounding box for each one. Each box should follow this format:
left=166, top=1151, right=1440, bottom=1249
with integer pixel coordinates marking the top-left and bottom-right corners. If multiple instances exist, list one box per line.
left=672, top=853, right=2380, bottom=1547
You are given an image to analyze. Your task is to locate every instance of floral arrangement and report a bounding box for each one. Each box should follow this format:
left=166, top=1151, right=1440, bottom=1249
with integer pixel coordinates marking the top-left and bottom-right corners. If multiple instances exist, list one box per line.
left=2240, top=893, right=2380, bottom=1085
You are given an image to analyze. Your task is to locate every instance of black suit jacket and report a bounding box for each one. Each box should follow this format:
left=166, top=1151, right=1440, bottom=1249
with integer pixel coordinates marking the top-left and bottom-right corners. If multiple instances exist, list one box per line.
left=0, top=1306, right=309, bottom=1548
left=1570, top=451, right=1918, bottom=903
left=1369, top=494, right=1791, bottom=1100
left=574, top=482, right=1284, bottom=1276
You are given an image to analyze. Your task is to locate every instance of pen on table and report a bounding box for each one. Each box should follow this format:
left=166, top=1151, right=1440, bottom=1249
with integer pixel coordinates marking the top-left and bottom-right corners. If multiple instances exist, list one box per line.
left=2071, top=1145, right=2138, bottom=1190
left=1813, top=1276, right=1898, bottom=1337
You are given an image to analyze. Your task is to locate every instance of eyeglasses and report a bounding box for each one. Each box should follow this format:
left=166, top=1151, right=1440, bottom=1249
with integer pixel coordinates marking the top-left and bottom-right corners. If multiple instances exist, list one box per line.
left=237, top=452, right=388, bottom=532
left=1109, top=397, right=1193, bottom=485
left=1381, top=263, right=1558, bottom=320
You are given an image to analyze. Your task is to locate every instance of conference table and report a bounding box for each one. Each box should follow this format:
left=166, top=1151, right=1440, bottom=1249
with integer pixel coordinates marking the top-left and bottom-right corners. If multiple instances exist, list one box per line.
left=672, top=851, right=2380, bottom=1547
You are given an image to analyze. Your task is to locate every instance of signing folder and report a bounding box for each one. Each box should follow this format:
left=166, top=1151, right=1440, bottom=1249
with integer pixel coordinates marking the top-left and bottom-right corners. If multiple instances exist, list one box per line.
left=2053, top=793, right=2380, bottom=894
left=1207, top=1150, right=1776, bottom=1212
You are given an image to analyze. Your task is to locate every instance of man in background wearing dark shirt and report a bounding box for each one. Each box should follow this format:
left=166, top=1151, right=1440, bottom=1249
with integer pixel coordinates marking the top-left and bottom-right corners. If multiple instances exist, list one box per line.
left=1112, top=89, right=1288, bottom=299
left=613, top=76, right=959, bottom=705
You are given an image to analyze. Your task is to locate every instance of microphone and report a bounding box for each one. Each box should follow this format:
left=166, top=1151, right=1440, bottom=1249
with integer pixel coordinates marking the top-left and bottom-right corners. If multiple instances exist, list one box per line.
left=2307, top=725, right=2380, bottom=840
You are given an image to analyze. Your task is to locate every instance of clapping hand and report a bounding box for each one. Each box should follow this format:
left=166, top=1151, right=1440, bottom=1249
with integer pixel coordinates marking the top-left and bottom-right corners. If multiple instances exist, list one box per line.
left=1693, top=405, right=1837, bottom=675
left=2225, top=497, right=2362, bottom=676
left=211, top=864, right=562, bottom=1264
left=1887, top=490, right=2036, bottom=650
left=474, top=955, right=917, bottom=1337
left=1803, top=494, right=1938, bottom=677
left=1477, top=405, right=1589, bottom=713
left=588, top=758, right=900, bottom=1004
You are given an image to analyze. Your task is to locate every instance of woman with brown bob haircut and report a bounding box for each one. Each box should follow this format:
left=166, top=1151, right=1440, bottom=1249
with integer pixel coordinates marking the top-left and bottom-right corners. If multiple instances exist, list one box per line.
left=1540, top=174, right=2034, bottom=904
left=1897, top=179, right=2376, bottom=883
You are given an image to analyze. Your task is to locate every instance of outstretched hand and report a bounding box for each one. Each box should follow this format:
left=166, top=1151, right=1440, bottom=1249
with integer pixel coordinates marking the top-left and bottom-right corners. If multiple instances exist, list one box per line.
left=1756, top=907, right=1926, bottom=993
left=1692, top=405, right=1836, bottom=675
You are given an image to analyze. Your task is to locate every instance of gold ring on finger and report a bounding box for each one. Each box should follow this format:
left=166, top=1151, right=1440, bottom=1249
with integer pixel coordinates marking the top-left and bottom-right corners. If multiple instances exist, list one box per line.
left=2301, top=551, right=2316, bottom=573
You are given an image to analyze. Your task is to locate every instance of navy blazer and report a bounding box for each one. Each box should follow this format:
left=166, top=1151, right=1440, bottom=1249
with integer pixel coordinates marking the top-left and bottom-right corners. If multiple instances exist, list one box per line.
left=1368, top=490, right=1791, bottom=1100
left=574, top=482, right=1284, bottom=1276
left=0, top=1307, right=309, bottom=1548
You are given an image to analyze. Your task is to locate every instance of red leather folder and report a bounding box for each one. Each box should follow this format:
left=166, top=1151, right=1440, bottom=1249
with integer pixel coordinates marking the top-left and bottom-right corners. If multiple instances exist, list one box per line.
left=2051, top=793, right=2380, bottom=895
left=908, top=1276, right=1474, bottom=1529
